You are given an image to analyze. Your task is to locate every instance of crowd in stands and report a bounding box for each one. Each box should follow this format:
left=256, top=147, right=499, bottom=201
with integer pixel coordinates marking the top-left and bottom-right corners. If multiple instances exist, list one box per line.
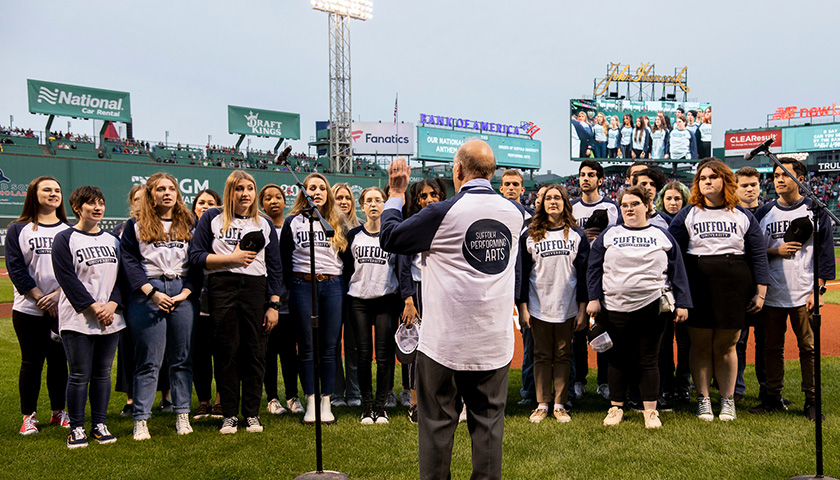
left=0, top=125, right=38, bottom=138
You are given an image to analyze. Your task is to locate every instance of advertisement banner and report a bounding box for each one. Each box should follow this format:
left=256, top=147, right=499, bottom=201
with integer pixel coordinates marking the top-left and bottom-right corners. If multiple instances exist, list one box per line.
left=351, top=122, right=415, bottom=155
left=228, top=106, right=300, bottom=139
left=27, top=79, right=132, bottom=123
left=417, top=127, right=540, bottom=169
left=782, top=124, right=840, bottom=153
left=725, top=129, right=783, bottom=156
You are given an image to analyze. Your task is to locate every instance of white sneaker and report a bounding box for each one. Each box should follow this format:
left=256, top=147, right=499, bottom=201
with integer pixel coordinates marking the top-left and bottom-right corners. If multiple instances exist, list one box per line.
left=175, top=413, right=193, bottom=435
left=303, top=395, right=317, bottom=424
left=286, top=397, right=305, bottom=414
left=133, top=419, right=151, bottom=441
left=719, top=396, right=737, bottom=422
left=697, top=397, right=714, bottom=422
left=267, top=398, right=287, bottom=415
left=596, top=384, right=610, bottom=400
left=459, top=404, right=468, bottom=423
left=572, top=382, right=586, bottom=400
left=245, top=416, right=264, bottom=433
left=644, top=409, right=662, bottom=429
left=603, top=406, right=624, bottom=426
left=321, top=396, right=336, bottom=424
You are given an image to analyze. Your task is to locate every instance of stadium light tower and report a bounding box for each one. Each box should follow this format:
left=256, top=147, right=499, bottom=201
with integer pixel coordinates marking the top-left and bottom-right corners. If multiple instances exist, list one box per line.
left=311, top=0, right=373, bottom=174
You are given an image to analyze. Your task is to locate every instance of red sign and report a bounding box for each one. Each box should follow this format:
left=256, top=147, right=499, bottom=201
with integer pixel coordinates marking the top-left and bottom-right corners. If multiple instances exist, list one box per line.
left=725, top=129, right=782, bottom=156
left=770, top=103, right=840, bottom=120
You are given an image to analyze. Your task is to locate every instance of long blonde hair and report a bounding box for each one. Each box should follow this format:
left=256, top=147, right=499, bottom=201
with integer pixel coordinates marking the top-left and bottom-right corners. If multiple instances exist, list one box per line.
left=137, top=173, right=194, bottom=242
left=221, top=170, right=260, bottom=234
left=332, top=182, right=361, bottom=228
left=291, top=173, right=348, bottom=251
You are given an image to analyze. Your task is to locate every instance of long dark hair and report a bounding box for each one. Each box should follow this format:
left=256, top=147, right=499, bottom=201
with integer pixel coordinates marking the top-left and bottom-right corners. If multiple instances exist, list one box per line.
left=529, top=184, right=577, bottom=242
left=16, top=176, right=69, bottom=229
left=407, top=178, right=447, bottom=217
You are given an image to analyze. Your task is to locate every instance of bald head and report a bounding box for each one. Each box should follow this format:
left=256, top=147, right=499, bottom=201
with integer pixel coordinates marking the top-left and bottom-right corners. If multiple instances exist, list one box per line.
left=455, top=140, right=496, bottom=180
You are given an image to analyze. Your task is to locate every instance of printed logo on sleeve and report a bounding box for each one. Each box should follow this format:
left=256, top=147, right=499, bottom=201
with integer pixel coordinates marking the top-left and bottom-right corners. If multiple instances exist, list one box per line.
left=462, top=219, right=512, bottom=275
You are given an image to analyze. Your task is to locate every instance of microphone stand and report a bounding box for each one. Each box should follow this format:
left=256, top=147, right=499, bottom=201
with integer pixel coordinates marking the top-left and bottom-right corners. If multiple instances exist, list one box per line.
left=277, top=148, right=348, bottom=480
left=757, top=147, right=838, bottom=480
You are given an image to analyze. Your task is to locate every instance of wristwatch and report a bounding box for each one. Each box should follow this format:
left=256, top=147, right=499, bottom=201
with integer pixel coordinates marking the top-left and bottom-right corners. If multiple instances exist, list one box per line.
left=266, top=301, right=282, bottom=311
left=819, top=285, right=827, bottom=295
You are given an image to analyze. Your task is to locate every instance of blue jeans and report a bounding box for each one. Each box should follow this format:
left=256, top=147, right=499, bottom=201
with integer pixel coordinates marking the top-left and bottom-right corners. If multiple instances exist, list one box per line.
left=334, top=302, right=360, bottom=400
left=127, top=276, right=196, bottom=419
left=62, top=330, right=119, bottom=429
left=289, top=276, right=344, bottom=396
left=520, top=328, right=535, bottom=400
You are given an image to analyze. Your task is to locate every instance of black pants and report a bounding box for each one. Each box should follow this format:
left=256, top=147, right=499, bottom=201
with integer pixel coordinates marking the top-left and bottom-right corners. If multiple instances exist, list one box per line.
left=659, top=319, right=691, bottom=395
left=264, top=313, right=299, bottom=401
left=604, top=301, right=667, bottom=403
left=209, top=273, right=268, bottom=418
left=416, top=352, right=508, bottom=480
left=350, top=295, right=401, bottom=407
left=192, top=312, right=215, bottom=402
left=13, top=310, right=67, bottom=414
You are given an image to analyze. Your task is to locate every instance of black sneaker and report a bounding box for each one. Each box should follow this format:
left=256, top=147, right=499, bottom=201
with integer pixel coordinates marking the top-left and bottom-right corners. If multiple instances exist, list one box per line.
left=67, top=426, right=88, bottom=449
left=360, top=404, right=375, bottom=425
left=749, top=396, right=788, bottom=414
left=220, top=416, right=238, bottom=434
left=120, top=403, right=133, bottom=417
left=160, top=399, right=173, bottom=412
left=782, top=397, right=793, bottom=406
left=804, top=400, right=825, bottom=422
left=657, top=396, right=673, bottom=412
left=626, top=399, right=644, bottom=412
left=672, top=390, right=691, bottom=404
left=92, top=423, right=117, bottom=444
left=193, top=403, right=212, bottom=420
left=516, top=398, right=535, bottom=407
left=374, top=406, right=389, bottom=424
left=733, top=393, right=744, bottom=404
left=210, top=404, right=224, bottom=419
left=408, top=404, right=418, bottom=424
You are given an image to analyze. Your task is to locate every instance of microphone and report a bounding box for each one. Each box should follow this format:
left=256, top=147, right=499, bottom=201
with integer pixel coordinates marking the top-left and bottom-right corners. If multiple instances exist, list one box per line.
left=744, top=138, right=774, bottom=161
left=274, top=145, right=293, bottom=166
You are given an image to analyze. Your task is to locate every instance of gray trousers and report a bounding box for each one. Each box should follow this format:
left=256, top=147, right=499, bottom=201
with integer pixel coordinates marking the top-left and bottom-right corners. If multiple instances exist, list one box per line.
left=416, top=352, right=509, bottom=480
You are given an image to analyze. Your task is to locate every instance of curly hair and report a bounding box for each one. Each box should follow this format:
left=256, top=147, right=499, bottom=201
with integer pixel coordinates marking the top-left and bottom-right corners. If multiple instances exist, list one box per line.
left=654, top=181, right=689, bottom=213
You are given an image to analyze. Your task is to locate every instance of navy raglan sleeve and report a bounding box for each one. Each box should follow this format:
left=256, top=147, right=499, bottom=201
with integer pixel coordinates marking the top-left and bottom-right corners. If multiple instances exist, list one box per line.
left=573, top=227, right=590, bottom=303
left=397, top=254, right=416, bottom=300
left=517, top=230, right=532, bottom=305
left=816, top=206, right=836, bottom=280
left=664, top=231, right=692, bottom=308
left=264, top=219, right=284, bottom=298
left=189, top=208, right=218, bottom=269
left=741, top=208, right=771, bottom=285
left=643, top=130, right=652, bottom=156
left=668, top=207, right=691, bottom=257
left=380, top=198, right=451, bottom=255
left=664, top=130, right=671, bottom=158
left=109, top=255, right=127, bottom=310
left=689, top=131, right=699, bottom=159
left=52, top=230, right=96, bottom=313
left=341, top=227, right=360, bottom=285
left=119, top=218, right=149, bottom=293
left=279, top=215, right=296, bottom=285
left=587, top=230, right=607, bottom=301
left=5, top=222, right=37, bottom=295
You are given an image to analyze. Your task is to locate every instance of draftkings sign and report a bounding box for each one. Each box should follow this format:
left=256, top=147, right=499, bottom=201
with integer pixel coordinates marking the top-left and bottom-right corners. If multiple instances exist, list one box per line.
left=228, top=106, right=301, bottom=139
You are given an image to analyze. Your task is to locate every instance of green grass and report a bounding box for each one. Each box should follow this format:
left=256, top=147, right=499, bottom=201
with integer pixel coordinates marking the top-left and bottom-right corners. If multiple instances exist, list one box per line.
left=0, top=260, right=11, bottom=303
left=0, top=318, right=837, bottom=479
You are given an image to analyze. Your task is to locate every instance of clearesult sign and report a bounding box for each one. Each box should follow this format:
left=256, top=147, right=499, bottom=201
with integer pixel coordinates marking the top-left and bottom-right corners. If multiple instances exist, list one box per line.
left=27, top=79, right=131, bottom=123
left=351, top=122, right=415, bottom=155
left=725, top=129, right=783, bottom=156
left=228, top=106, right=301, bottom=139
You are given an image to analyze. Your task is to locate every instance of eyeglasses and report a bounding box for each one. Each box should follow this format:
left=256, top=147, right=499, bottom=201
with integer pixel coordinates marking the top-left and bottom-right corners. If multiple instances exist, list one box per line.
left=419, top=191, right=440, bottom=200
left=364, top=199, right=384, bottom=205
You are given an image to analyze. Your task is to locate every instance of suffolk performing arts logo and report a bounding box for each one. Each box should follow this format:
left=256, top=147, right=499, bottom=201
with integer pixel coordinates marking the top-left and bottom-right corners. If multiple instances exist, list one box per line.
left=244, top=111, right=283, bottom=136
left=462, top=219, right=512, bottom=275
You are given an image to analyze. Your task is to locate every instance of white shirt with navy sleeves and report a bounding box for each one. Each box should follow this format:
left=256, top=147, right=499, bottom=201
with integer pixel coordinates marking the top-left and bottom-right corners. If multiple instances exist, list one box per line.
left=279, top=213, right=344, bottom=281
left=344, top=226, right=399, bottom=300
left=755, top=198, right=835, bottom=308
left=380, top=178, right=525, bottom=371
left=52, top=228, right=126, bottom=335
left=6, top=221, right=71, bottom=316
left=669, top=204, right=771, bottom=286
left=587, top=224, right=692, bottom=313
left=188, top=207, right=283, bottom=297
left=120, top=217, right=197, bottom=293
left=519, top=226, right=589, bottom=323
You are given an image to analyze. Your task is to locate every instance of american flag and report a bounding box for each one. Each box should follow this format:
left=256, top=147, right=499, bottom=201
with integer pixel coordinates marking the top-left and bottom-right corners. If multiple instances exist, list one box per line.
left=393, top=94, right=398, bottom=124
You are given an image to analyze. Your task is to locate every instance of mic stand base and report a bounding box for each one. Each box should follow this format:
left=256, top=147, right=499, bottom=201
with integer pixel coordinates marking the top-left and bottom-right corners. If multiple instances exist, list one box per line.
left=294, top=471, right=350, bottom=480
left=789, top=476, right=838, bottom=480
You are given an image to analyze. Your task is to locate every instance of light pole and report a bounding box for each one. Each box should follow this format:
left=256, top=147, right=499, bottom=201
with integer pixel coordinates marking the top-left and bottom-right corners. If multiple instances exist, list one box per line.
left=165, top=130, right=169, bottom=147
left=311, top=0, right=373, bottom=174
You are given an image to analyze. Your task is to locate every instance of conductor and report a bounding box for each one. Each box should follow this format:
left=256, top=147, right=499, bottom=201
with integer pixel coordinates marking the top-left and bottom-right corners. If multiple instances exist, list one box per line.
left=380, top=140, right=525, bottom=480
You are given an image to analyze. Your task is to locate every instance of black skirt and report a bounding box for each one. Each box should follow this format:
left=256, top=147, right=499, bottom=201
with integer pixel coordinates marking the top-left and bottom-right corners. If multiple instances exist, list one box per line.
left=685, top=254, right=752, bottom=330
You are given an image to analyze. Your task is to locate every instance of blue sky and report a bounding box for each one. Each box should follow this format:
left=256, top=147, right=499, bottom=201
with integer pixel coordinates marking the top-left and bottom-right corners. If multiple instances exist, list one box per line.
left=2, top=0, right=838, bottom=175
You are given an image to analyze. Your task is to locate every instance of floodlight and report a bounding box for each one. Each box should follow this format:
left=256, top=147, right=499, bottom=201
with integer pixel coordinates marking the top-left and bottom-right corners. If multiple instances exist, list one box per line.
left=311, top=0, right=373, bottom=20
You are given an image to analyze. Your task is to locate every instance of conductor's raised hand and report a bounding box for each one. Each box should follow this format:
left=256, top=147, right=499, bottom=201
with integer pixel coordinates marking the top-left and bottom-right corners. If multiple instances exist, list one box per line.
left=388, top=157, right=410, bottom=197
